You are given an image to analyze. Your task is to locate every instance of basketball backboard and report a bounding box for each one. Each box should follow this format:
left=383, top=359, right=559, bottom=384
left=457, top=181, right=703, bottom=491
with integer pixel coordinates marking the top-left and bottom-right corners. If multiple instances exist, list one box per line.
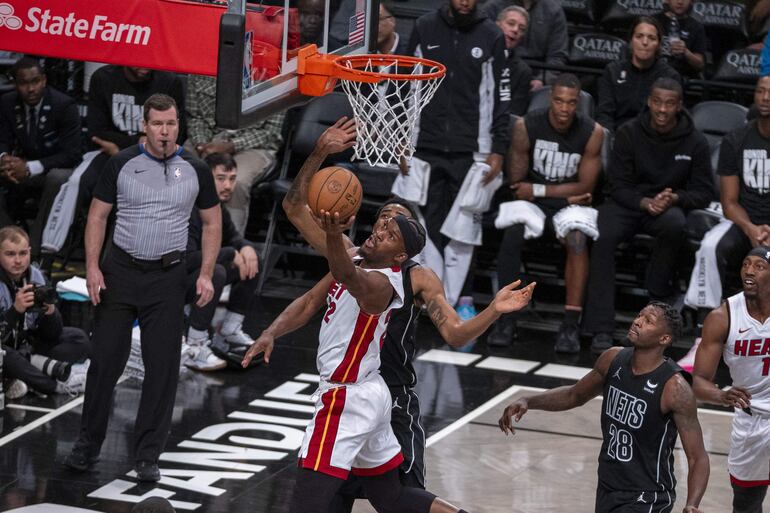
left=216, top=0, right=379, bottom=128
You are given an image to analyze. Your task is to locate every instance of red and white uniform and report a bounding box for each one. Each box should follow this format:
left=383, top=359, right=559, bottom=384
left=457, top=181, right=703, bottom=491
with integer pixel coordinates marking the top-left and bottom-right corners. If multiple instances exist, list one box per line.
left=724, top=292, right=770, bottom=487
left=299, top=266, right=405, bottom=479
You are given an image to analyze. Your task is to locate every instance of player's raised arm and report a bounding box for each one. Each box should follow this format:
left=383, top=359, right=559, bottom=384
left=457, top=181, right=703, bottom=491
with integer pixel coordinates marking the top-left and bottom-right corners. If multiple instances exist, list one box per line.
left=662, top=374, right=709, bottom=513
left=499, top=347, right=621, bottom=435
left=415, top=268, right=536, bottom=348
left=242, top=273, right=334, bottom=366
left=692, top=305, right=751, bottom=408
left=282, top=117, right=357, bottom=254
left=317, top=210, right=396, bottom=314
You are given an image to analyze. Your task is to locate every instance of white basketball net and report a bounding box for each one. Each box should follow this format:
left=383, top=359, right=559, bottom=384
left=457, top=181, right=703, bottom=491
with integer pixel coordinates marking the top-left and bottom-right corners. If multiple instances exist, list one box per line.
left=337, top=57, right=444, bottom=167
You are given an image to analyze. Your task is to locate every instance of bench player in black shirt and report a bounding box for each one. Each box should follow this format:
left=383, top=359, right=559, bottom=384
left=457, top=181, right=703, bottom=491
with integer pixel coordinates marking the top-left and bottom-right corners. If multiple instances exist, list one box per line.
left=263, top=117, right=534, bottom=503
left=499, top=302, right=709, bottom=513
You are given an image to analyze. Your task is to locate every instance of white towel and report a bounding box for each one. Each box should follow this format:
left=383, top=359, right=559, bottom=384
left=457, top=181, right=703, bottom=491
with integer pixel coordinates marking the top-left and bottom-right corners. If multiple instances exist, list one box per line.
left=552, top=205, right=600, bottom=240
left=459, top=162, right=502, bottom=213
left=42, top=150, right=100, bottom=253
left=440, top=160, right=501, bottom=246
left=684, top=219, right=734, bottom=309
left=390, top=156, right=430, bottom=206
left=494, top=201, right=546, bottom=239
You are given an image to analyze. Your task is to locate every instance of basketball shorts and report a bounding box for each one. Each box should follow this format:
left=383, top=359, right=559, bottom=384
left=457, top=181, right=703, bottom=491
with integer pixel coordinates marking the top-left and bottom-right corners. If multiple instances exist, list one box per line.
left=595, top=485, right=675, bottom=513
left=389, top=385, right=426, bottom=489
left=299, top=374, right=403, bottom=480
left=728, top=408, right=770, bottom=487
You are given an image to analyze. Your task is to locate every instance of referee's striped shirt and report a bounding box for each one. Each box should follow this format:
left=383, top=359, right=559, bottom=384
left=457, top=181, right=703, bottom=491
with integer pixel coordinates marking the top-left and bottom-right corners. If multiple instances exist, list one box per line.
left=93, top=144, right=219, bottom=260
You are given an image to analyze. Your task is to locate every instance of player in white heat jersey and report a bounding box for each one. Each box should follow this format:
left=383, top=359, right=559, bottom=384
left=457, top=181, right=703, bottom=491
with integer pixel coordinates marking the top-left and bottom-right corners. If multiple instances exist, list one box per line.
left=693, top=245, right=770, bottom=513
left=242, top=213, right=472, bottom=513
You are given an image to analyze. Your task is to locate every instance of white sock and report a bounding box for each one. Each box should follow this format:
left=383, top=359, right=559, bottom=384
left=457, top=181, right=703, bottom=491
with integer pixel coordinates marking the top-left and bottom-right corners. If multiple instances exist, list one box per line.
left=188, top=327, right=209, bottom=345
left=221, top=311, right=245, bottom=335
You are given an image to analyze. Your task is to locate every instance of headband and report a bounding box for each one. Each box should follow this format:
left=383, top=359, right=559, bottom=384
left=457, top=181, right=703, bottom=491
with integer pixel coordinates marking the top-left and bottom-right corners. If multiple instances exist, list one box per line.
left=746, top=246, right=770, bottom=264
left=393, top=214, right=424, bottom=259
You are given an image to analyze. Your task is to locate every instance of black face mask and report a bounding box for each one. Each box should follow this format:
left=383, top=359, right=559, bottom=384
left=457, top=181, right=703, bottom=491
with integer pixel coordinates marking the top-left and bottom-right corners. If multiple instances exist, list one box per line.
left=449, top=3, right=477, bottom=28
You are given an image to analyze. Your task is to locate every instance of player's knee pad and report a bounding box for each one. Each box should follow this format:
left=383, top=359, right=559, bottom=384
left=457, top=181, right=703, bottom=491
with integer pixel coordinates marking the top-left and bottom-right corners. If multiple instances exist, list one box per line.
left=731, top=482, right=768, bottom=513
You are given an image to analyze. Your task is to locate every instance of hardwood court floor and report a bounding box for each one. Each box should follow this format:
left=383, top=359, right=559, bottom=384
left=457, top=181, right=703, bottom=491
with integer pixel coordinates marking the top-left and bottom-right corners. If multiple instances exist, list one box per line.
left=0, top=296, right=762, bottom=513
left=354, top=387, right=738, bottom=513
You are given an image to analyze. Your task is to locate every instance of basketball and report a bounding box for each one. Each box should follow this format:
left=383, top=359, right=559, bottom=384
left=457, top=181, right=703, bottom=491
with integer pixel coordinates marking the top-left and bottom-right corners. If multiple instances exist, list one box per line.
left=307, top=166, right=362, bottom=221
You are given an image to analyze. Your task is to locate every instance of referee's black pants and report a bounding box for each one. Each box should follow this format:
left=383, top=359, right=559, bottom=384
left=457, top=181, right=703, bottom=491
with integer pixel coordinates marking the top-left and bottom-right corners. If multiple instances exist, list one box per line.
left=583, top=200, right=686, bottom=335
left=76, top=246, right=187, bottom=463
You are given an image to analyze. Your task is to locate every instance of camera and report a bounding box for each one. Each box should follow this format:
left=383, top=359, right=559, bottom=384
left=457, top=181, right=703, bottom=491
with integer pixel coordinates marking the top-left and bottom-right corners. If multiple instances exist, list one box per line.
left=31, top=284, right=57, bottom=309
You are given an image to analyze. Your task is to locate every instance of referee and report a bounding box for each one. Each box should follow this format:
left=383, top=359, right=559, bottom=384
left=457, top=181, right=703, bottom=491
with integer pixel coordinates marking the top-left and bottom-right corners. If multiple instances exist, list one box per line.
left=64, top=94, right=221, bottom=482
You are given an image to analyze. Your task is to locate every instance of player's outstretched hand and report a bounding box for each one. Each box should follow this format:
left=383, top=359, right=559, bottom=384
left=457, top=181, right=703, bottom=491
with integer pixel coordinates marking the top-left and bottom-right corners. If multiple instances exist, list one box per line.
left=242, top=332, right=275, bottom=367
left=721, top=386, right=751, bottom=409
left=499, top=399, right=528, bottom=436
left=313, top=210, right=355, bottom=235
left=317, top=116, right=357, bottom=155
left=493, top=280, right=536, bottom=314
left=683, top=506, right=703, bottom=513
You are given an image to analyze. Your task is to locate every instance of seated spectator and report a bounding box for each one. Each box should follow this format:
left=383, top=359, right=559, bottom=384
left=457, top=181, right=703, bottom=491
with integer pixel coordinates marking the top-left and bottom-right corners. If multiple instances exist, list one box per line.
left=595, top=17, right=680, bottom=131
left=583, top=78, right=714, bottom=353
left=376, top=1, right=406, bottom=55
left=299, top=0, right=325, bottom=46
left=0, top=57, right=81, bottom=258
left=496, top=6, right=533, bottom=115
left=80, top=66, right=186, bottom=206
left=685, top=75, right=770, bottom=317
left=0, top=226, right=90, bottom=399
left=185, top=75, right=284, bottom=236
left=655, top=0, right=706, bottom=78
left=484, top=0, right=568, bottom=90
left=488, top=74, right=604, bottom=351
left=183, top=153, right=259, bottom=371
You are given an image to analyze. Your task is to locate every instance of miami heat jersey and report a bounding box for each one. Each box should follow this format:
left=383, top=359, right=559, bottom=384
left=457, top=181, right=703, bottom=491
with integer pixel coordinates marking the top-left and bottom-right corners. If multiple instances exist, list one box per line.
left=317, top=266, right=404, bottom=384
left=724, top=292, right=770, bottom=415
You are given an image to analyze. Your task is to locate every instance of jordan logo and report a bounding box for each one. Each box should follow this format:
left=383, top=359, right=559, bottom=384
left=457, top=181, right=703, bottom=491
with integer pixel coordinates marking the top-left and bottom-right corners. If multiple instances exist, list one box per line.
left=636, top=493, right=646, bottom=503
left=612, top=367, right=621, bottom=380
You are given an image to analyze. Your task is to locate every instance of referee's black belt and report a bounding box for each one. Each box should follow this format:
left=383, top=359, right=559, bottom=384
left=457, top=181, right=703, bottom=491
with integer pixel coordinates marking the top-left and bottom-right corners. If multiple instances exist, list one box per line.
left=111, top=245, right=185, bottom=271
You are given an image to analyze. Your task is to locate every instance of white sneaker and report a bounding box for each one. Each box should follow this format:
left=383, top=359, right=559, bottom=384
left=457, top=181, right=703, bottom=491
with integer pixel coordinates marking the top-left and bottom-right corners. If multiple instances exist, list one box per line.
left=56, top=361, right=89, bottom=396
left=6, top=379, right=28, bottom=400
left=220, top=326, right=254, bottom=347
left=677, top=337, right=701, bottom=373
left=185, top=345, right=227, bottom=372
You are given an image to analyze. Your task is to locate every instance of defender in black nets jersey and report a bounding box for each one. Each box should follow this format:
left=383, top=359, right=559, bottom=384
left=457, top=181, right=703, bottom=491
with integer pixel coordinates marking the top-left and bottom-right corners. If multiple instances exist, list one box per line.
left=499, top=302, right=710, bottom=513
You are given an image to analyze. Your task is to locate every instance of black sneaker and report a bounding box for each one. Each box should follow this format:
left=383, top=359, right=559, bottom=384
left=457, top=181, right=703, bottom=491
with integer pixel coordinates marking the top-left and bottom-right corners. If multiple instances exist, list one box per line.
left=554, top=322, right=580, bottom=354
left=487, top=316, right=517, bottom=347
left=64, top=446, right=99, bottom=472
left=135, top=460, right=161, bottom=482
left=590, top=333, right=614, bottom=354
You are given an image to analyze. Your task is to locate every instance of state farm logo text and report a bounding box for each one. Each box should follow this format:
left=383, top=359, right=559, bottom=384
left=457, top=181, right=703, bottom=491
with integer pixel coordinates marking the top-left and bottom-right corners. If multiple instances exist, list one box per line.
left=1, top=4, right=152, bottom=45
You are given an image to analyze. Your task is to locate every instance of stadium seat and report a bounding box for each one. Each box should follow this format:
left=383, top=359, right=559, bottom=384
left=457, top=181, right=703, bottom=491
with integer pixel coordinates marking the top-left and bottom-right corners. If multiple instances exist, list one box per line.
left=691, top=100, right=748, bottom=171
left=568, top=33, right=627, bottom=69
left=711, top=48, right=760, bottom=84
left=527, top=86, right=595, bottom=117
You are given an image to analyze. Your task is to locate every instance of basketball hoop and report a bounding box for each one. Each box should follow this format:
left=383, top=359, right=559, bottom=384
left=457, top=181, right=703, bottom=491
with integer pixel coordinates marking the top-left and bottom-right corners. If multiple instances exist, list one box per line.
left=297, top=46, right=446, bottom=167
